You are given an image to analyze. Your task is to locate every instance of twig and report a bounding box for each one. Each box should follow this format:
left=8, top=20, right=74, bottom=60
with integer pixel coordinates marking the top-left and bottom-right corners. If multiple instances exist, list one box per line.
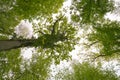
left=92, top=54, right=106, bottom=61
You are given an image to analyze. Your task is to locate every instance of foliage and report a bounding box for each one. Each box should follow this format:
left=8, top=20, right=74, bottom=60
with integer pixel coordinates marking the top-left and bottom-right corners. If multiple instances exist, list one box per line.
left=13, top=0, right=64, bottom=18
left=88, top=20, right=120, bottom=56
left=33, top=15, right=79, bottom=64
left=14, top=53, right=51, bottom=80
left=55, top=62, right=119, bottom=80
left=71, top=0, right=114, bottom=23
left=0, top=49, right=21, bottom=80
left=0, top=0, right=65, bottom=78
left=0, top=49, right=51, bottom=80
left=1, top=0, right=120, bottom=80
left=70, top=0, right=120, bottom=59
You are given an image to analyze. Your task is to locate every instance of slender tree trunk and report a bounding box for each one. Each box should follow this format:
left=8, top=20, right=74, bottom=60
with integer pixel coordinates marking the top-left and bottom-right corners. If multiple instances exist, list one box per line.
left=0, top=39, right=36, bottom=51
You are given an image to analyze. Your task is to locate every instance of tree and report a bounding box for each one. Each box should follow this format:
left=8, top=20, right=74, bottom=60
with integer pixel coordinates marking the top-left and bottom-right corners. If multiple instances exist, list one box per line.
left=0, top=0, right=78, bottom=62
left=0, top=15, right=78, bottom=63
left=0, top=0, right=78, bottom=79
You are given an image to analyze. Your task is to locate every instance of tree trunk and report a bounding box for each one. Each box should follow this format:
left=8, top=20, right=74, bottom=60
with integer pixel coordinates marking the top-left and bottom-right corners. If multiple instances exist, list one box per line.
left=0, top=39, right=36, bottom=51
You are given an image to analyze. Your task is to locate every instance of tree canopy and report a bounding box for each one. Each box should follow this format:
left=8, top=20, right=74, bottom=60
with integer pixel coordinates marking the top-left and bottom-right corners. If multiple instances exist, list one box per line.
left=0, top=0, right=120, bottom=80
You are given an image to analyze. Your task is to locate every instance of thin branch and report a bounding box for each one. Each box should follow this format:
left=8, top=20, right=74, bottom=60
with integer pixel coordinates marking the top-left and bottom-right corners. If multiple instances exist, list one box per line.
left=88, top=41, right=99, bottom=46
left=51, top=15, right=64, bottom=35
left=84, top=41, right=99, bottom=48
left=35, top=30, right=44, bottom=35
left=92, top=54, right=106, bottom=61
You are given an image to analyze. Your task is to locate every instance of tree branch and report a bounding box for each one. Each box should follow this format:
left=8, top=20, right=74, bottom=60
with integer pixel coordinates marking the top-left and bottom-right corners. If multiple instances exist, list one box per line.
left=51, top=15, right=64, bottom=35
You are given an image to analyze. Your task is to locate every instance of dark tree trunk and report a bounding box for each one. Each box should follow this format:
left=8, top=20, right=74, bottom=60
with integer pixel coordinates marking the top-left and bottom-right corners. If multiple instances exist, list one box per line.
left=0, top=39, right=36, bottom=51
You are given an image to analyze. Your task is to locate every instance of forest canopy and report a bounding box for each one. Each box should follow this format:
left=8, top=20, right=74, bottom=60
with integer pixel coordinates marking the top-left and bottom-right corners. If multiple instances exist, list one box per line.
left=0, top=0, right=120, bottom=80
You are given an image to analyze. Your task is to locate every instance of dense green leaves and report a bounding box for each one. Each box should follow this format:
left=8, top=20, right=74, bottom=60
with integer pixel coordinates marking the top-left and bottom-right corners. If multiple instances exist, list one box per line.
left=13, top=0, right=64, bottom=18
left=0, top=49, right=21, bottom=80
left=88, top=20, right=120, bottom=56
left=71, top=0, right=114, bottom=23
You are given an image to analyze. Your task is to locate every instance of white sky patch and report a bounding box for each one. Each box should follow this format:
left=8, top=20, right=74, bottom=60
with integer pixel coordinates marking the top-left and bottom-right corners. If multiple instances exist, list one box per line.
left=102, top=60, right=120, bottom=76
left=15, top=20, right=33, bottom=39
left=49, top=60, right=72, bottom=80
left=61, top=0, right=72, bottom=22
left=20, top=48, right=35, bottom=60
left=105, top=0, right=120, bottom=21
left=105, top=13, right=120, bottom=21
left=63, top=0, right=72, bottom=7
left=105, top=12, right=120, bottom=21
left=114, top=0, right=120, bottom=2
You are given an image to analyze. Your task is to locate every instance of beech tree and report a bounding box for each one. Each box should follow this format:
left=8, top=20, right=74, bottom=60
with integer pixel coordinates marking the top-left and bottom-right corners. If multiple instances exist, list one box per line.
left=0, top=0, right=78, bottom=79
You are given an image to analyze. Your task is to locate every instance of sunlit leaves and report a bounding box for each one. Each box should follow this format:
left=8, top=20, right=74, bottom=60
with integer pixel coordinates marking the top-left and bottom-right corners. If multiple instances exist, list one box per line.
left=13, top=0, right=64, bottom=18
left=16, top=54, right=51, bottom=80
left=0, top=49, right=21, bottom=80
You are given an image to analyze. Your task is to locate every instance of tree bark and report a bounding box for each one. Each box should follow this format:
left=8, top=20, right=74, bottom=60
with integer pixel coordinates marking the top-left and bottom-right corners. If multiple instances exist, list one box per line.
left=0, top=39, right=36, bottom=51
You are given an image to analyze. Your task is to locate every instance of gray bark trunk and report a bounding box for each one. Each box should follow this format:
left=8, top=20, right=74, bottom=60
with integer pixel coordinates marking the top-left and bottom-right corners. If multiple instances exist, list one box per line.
left=0, top=39, right=35, bottom=51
